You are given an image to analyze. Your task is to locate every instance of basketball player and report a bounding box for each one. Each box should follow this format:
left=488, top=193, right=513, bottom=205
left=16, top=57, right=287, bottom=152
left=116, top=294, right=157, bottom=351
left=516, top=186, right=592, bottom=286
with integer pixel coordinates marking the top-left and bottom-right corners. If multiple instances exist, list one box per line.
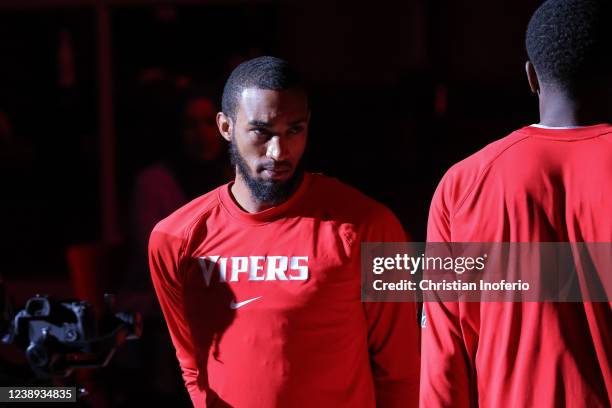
left=420, top=1, right=612, bottom=406
left=149, top=56, right=420, bottom=407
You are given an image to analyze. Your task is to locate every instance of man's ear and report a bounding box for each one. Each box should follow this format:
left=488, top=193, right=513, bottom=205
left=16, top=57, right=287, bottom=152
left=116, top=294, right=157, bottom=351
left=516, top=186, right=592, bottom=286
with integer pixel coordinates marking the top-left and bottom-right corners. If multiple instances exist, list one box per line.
left=216, top=112, right=233, bottom=142
left=525, top=61, right=540, bottom=95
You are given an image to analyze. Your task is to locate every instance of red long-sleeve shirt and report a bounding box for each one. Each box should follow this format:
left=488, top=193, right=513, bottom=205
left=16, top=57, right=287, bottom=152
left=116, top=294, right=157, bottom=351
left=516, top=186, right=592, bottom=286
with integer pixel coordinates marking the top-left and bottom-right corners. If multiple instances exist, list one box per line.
left=149, top=172, right=420, bottom=407
left=421, top=124, right=612, bottom=407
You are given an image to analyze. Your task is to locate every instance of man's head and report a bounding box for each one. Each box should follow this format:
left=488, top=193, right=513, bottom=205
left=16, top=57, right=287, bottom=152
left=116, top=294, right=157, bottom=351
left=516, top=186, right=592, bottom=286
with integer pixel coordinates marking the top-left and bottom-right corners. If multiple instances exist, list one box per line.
left=217, top=56, right=309, bottom=205
left=183, top=95, right=223, bottom=161
left=525, top=0, right=612, bottom=96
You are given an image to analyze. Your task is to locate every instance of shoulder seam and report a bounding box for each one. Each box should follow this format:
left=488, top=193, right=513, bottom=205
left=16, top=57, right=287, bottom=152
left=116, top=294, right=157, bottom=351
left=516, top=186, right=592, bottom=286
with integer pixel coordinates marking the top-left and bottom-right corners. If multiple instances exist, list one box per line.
left=176, top=194, right=223, bottom=282
left=453, top=132, right=531, bottom=217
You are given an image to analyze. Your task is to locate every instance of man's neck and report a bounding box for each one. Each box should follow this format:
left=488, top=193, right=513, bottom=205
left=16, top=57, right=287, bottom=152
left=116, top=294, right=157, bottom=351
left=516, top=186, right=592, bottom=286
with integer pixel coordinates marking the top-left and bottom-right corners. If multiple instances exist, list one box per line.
left=230, top=172, right=303, bottom=213
left=538, top=87, right=611, bottom=127
left=230, top=176, right=270, bottom=213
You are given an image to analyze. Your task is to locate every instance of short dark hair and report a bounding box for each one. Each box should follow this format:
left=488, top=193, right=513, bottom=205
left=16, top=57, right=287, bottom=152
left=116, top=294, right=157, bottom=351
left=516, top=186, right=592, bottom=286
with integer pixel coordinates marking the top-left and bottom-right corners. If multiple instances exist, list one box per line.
left=221, top=56, right=305, bottom=120
left=526, top=0, right=611, bottom=92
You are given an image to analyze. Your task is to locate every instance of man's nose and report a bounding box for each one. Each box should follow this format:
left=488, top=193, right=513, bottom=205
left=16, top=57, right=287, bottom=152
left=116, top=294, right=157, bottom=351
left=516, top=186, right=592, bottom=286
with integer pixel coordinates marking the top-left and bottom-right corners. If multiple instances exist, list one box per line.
left=266, top=135, right=286, bottom=160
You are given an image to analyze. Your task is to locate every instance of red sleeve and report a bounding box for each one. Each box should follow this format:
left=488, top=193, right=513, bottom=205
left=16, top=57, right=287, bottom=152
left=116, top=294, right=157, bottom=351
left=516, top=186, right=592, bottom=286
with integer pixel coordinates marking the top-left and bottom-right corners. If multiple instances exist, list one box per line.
left=362, top=207, right=421, bottom=407
left=148, top=226, right=206, bottom=407
left=420, top=174, right=476, bottom=408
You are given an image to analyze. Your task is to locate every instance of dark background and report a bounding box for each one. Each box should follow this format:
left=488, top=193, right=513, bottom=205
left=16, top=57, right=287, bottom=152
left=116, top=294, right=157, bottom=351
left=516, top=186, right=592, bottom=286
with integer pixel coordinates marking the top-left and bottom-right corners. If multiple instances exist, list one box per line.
left=0, top=0, right=540, bottom=406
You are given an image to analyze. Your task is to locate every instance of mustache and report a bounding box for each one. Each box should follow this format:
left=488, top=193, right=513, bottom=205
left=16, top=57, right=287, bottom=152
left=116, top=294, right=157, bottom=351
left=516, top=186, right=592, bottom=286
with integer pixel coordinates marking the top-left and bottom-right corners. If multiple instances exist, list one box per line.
left=257, top=161, right=293, bottom=172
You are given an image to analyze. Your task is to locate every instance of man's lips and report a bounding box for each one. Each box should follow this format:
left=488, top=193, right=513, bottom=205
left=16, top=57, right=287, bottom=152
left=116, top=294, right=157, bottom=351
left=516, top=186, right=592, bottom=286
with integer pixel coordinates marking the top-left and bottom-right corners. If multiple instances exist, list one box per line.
left=260, top=165, right=292, bottom=179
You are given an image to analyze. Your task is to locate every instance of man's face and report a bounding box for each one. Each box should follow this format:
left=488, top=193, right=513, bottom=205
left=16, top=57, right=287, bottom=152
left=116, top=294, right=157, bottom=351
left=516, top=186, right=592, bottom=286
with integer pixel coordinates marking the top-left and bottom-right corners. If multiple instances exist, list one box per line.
left=184, top=97, right=222, bottom=160
left=224, top=87, right=309, bottom=203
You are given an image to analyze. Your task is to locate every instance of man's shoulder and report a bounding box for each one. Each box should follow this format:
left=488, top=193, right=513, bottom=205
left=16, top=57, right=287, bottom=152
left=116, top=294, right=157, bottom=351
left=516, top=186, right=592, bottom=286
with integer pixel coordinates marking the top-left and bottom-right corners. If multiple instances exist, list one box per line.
left=151, top=184, right=226, bottom=240
left=448, top=129, right=529, bottom=181
left=307, top=173, right=406, bottom=240
left=436, top=129, right=530, bottom=201
left=307, top=172, right=399, bottom=224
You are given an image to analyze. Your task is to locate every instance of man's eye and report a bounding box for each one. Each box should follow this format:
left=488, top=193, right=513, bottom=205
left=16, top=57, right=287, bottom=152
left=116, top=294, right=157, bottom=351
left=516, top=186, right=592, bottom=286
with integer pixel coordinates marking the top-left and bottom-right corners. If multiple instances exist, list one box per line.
left=288, top=126, right=304, bottom=135
left=251, top=128, right=271, bottom=140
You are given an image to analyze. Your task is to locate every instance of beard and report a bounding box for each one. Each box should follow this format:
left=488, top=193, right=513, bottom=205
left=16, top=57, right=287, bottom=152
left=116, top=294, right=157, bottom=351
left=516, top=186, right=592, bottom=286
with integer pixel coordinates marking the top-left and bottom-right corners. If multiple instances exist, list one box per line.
left=229, top=139, right=303, bottom=205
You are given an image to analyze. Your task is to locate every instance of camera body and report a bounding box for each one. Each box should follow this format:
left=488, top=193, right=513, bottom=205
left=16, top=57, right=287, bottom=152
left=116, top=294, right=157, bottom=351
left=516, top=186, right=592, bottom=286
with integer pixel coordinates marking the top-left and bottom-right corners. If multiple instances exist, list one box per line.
left=3, top=294, right=142, bottom=378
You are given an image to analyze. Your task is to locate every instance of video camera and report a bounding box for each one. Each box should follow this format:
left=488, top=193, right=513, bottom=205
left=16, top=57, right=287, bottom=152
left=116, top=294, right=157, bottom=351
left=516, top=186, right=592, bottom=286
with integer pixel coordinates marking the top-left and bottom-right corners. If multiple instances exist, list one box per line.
left=1, top=281, right=142, bottom=379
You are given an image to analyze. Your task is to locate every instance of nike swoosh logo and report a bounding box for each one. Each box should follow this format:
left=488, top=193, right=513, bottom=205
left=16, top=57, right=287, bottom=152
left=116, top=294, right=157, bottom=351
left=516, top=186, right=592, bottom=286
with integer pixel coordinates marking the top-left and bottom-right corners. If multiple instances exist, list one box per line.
left=230, top=296, right=263, bottom=310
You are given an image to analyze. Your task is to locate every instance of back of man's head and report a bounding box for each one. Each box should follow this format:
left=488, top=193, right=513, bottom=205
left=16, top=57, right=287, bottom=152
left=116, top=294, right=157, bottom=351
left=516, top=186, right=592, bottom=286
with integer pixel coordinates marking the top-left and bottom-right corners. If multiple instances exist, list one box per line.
left=221, top=56, right=305, bottom=121
left=526, top=0, right=612, bottom=94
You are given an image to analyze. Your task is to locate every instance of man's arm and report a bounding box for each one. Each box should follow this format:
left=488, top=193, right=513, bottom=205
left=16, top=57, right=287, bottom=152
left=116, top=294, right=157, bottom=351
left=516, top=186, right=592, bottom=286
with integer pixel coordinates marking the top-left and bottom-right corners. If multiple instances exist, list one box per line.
left=362, top=208, right=420, bottom=407
left=420, top=175, right=474, bottom=408
left=148, top=226, right=206, bottom=407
